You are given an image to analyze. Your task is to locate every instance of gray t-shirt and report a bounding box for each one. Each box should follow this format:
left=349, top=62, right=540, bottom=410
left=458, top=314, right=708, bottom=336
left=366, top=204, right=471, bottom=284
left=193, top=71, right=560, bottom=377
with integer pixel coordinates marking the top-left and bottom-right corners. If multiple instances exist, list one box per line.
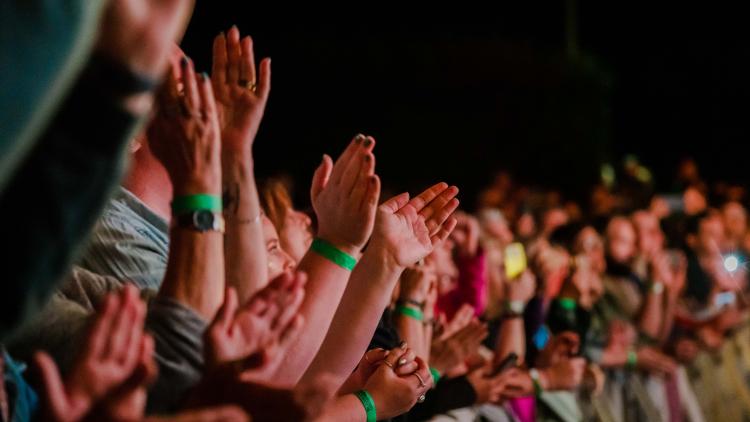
left=78, top=187, right=169, bottom=290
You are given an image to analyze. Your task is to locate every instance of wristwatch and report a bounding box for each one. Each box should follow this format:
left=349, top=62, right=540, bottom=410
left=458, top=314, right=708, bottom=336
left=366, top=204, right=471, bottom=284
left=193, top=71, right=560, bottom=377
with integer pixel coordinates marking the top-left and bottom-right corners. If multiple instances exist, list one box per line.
left=176, top=210, right=225, bottom=233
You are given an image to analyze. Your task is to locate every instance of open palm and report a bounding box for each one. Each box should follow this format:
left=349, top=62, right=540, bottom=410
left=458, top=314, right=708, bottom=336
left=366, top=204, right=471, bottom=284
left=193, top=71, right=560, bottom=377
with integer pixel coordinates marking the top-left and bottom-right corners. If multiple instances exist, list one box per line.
left=372, top=183, right=460, bottom=268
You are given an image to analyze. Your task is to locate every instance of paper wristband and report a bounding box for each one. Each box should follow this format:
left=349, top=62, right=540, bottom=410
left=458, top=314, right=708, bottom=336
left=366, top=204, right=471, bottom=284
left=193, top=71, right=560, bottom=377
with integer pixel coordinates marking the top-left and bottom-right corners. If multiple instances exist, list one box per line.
left=354, top=390, right=376, bottom=422
left=558, top=297, right=577, bottom=311
left=430, top=367, right=442, bottom=385
left=395, top=305, right=424, bottom=321
left=311, top=238, right=357, bottom=270
left=172, top=194, right=222, bottom=215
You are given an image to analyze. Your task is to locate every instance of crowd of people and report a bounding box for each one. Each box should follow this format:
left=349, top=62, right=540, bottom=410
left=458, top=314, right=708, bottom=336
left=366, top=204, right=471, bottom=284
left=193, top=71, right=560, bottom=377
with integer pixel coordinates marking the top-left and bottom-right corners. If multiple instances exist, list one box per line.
left=3, top=2, right=750, bottom=421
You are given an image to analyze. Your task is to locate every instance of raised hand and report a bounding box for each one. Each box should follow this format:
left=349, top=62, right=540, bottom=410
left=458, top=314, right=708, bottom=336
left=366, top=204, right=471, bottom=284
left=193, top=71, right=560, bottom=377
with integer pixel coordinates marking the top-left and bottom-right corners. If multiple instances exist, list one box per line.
left=369, top=183, right=460, bottom=269
left=148, top=57, right=222, bottom=196
left=211, top=26, right=271, bottom=154
left=430, top=319, right=488, bottom=374
left=438, top=304, right=475, bottom=340
left=398, top=266, right=435, bottom=305
left=33, top=285, right=148, bottom=422
left=310, top=135, right=380, bottom=255
left=205, top=272, right=306, bottom=380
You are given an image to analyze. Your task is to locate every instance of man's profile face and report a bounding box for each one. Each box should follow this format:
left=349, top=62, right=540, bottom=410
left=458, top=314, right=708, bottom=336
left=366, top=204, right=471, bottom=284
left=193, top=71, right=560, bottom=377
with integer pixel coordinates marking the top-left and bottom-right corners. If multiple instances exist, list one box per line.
left=606, top=218, right=636, bottom=264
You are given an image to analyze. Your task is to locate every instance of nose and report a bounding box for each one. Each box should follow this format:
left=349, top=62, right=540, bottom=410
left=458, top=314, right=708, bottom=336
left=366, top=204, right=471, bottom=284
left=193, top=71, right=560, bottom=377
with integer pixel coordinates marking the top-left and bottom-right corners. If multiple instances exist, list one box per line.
left=282, top=249, right=297, bottom=272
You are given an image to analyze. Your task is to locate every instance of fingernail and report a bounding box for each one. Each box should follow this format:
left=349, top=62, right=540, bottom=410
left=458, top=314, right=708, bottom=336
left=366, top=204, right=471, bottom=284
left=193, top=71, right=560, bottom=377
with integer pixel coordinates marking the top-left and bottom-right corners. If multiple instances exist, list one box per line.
left=398, top=358, right=407, bottom=366
left=384, top=351, right=390, bottom=357
left=399, top=341, right=407, bottom=349
left=220, top=31, right=225, bottom=38
left=364, top=138, right=373, bottom=147
left=231, top=24, right=238, bottom=32
left=201, top=72, right=209, bottom=81
left=355, top=134, right=364, bottom=143
left=180, top=56, right=189, bottom=67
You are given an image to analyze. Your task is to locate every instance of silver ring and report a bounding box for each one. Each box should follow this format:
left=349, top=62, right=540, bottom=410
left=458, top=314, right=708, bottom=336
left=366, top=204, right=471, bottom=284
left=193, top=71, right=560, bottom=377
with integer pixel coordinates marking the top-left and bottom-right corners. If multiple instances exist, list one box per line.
left=413, top=372, right=426, bottom=388
left=418, top=394, right=426, bottom=403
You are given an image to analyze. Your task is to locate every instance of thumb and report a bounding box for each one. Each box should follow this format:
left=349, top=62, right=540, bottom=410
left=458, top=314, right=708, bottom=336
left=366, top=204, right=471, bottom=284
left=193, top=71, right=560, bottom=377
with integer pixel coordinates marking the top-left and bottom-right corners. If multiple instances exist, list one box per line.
left=33, top=351, right=70, bottom=420
left=310, top=154, right=333, bottom=202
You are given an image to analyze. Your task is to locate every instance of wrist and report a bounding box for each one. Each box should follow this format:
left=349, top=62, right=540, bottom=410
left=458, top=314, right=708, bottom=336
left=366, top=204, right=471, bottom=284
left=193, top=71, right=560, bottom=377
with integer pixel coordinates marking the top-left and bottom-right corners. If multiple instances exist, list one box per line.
left=353, top=390, right=377, bottom=422
left=315, top=233, right=362, bottom=259
left=172, top=176, right=222, bottom=197
left=365, top=237, right=406, bottom=274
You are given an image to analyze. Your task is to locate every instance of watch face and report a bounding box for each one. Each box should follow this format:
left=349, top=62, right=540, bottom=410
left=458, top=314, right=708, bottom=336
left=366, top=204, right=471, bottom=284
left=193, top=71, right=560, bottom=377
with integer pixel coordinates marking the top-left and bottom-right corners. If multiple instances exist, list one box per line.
left=193, top=210, right=215, bottom=230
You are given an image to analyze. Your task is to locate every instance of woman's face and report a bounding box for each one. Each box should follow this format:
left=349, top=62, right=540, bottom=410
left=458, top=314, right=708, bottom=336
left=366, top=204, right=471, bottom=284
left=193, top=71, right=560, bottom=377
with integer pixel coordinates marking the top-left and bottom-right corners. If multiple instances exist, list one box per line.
left=279, top=208, right=313, bottom=263
left=426, top=240, right=459, bottom=295
left=263, top=216, right=296, bottom=281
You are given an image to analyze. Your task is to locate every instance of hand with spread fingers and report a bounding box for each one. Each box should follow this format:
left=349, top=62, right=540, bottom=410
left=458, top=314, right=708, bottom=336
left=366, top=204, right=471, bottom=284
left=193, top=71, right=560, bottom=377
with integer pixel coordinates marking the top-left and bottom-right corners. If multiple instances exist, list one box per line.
left=33, top=285, right=150, bottom=422
left=311, top=134, right=381, bottom=255
left=369, top=182, right=460, bottom=269
left=430, top=319, right=489, bottom=375
left=148, top=57, right=222, bottom=196
left=205, top=272, right=307, bottom=382
left=211, top=26, right=271, bottom=154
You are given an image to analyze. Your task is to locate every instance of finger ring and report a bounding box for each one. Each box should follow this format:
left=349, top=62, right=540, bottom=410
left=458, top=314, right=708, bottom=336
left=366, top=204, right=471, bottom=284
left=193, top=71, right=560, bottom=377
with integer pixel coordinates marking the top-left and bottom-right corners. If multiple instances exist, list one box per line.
left=238, top=79, right=256, bottom=92
left=413, top=372, right=426, bottom=388
left=418, top=394, right=426, bottom=403
left=383, top=360, right=394, bottom=369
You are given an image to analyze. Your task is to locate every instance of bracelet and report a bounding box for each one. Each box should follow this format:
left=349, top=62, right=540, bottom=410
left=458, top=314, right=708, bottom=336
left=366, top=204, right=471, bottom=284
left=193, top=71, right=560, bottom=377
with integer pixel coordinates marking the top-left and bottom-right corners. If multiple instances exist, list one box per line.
left=354, top=390, right=377, bottom=422
left=504, top=300, right=526, bottom=315
left=529, top=368, right=544, bottom=397
left=395, top=305, right=424, bottom=321
left=310, top=238, right=357, bottom=271
left=172, top=194, right=222, bottom=215
left=430, top=367, right=442, bottom=385
left=649, top=281, right=665, bottom=295
left=558, top=297, right=577, bottom=311
left=626, top=349, right=638, bottom=369
left=397, top=298, right=426, bottom=310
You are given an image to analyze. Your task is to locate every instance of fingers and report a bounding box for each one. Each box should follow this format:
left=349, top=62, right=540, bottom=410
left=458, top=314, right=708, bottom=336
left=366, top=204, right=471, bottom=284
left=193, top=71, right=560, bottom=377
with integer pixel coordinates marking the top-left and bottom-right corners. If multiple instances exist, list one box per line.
left=87, top=291, right=119, bottom=358
left=310, top=154, right=333, bottom=202
left=33, top=351, right=69, bottom=418
left=423, top=187, right=460, bottom=236
left=256, top=57, right=271, bottom=100
left=239, top=36, right=256, bottom=86
left=104, top=285, right=139, bottom=361
left=380, top=192, right=410, bottom=214
left=181, top=56, right=201, bottom=111
left=412, top=356, right=433, bottom=391
left=408, top=182, right=449, bottom=213
left=351, top=152, right=376, bottom=207
left=430, top=217, right=458, bottom=246
left=278, top=314, right=305, bottom=350
left=226, top=25, right=241, bottom=85
left=363, top=175, right=381, bottom=211
left=328, top=134, right=366, bottom=186
left=271, top=277, right=306, bottom=332
left=382, top=344, right=410, bottom=369
left=198, top=72, right=219, bottom=122
left=212, top=32, right=228, bottom=88
left=395, top=348, right=417, bottom=375
left=214, top=287, right=239, bottom=329
left=363, top=348, right=390, bottom=368
left=120, top=295, right=146, bottom=368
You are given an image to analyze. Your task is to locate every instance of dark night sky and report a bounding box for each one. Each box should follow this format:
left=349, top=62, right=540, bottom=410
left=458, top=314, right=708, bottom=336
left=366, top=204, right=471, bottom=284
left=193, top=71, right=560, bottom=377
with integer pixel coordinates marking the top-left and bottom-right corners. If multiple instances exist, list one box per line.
left=180, top=2, right=750, bottom=208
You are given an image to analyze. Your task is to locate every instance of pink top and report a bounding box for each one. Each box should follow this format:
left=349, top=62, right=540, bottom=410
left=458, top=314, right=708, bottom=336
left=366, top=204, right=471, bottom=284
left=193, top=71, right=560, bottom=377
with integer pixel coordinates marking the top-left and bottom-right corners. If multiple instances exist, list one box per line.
left=436, top=248, right=487, bottom=319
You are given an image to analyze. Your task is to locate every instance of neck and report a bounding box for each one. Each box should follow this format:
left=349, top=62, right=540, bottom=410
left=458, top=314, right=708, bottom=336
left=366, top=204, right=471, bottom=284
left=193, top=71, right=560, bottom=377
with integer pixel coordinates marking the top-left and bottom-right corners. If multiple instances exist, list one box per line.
left=122, top=156, right=173, bottom=223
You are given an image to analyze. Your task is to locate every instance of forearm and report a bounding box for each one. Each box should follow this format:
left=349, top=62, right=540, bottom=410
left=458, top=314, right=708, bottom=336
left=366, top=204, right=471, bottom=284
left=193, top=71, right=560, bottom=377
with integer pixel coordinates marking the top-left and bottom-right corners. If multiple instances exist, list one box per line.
left=273, top=247, right=357, bottom=384
left=222, top=156, right=267, bottom=302
left=660, top=294, right=679, bottom=343
left=495, top=318, right=526, bottom=364
left=638, top=290, right=663, bottom=340
left=394, top=315, right=427, bottom=359
left=301, top=248, right=403, bottom=387
left=158, top=228, right=224, bottom=320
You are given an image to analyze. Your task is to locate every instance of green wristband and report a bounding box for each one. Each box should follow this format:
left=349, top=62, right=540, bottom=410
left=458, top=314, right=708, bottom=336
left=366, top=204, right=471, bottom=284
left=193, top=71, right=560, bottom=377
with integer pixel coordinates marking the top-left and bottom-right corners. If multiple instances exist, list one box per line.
left=395, top=304, right=424, bottom=321
left=558, top=297, right=577, bottom=311
left=311, top=238, right=357, bottom=271
left=171, top=194, right=222, bottom=215
left=430, top=367, right=442, bottom=385
left=354, top=390, right=377, bottom=422
left=626, top=350, right=638, bottom=369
